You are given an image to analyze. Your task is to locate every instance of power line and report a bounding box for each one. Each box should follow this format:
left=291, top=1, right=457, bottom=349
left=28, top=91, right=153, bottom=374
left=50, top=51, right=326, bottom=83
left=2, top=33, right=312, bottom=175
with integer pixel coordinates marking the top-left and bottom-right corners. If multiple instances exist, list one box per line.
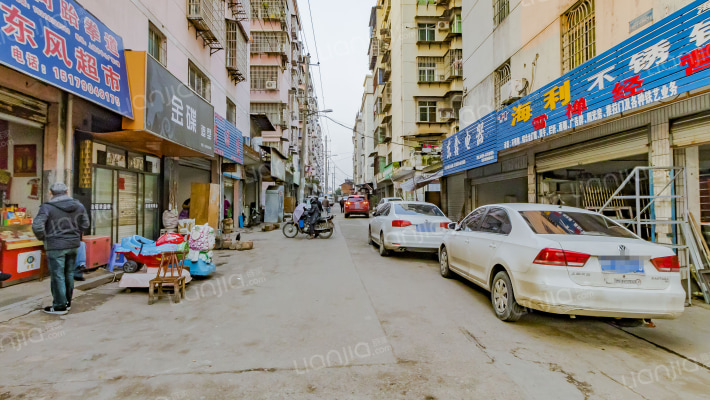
left=322, top=115, right=423, bottom=150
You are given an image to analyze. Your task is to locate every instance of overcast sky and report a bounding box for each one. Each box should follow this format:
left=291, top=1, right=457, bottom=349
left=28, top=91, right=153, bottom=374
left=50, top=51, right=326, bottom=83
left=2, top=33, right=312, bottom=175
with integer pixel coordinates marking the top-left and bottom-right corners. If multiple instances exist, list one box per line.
left=298, top=0, right=371, bottom=189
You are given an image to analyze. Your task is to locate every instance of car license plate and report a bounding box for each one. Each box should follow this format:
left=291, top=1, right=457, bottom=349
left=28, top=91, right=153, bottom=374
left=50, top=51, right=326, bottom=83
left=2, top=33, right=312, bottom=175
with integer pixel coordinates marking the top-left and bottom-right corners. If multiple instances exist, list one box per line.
left=599, top=257, right=645, bottom=274
left=416, top=222, right=437, bottom=233
left=353, top=204, right=360, bottom=209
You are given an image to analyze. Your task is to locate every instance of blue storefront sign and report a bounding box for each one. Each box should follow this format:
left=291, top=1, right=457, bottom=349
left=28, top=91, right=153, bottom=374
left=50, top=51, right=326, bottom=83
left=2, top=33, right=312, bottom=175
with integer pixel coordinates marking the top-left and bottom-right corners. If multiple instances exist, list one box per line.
left=444, top=0, right=710, bottom=176
left=0, top=0, right=133, bottom=118
left=214, top=113, right=243, bottom=164
left=443, top=111, right=497, bottom=176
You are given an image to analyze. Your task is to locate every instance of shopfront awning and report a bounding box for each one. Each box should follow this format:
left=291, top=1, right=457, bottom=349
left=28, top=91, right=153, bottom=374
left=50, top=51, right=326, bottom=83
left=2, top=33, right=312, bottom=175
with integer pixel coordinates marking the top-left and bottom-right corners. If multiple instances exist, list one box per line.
left=392, top=167, right=415, bottom=182
left=88, top=129, right=211, bottom=157
left=400, top=169, right=443, bottom=192
left=251, top=114, right=276, bottom=132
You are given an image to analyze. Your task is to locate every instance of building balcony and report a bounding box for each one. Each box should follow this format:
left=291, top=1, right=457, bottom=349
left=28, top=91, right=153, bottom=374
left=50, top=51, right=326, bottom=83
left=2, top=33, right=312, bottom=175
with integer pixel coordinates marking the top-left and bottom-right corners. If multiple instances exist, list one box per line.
left=187, top=0, right=225, bottom=54
left=383, top=82, right=392, bottom=111
left=251, top=0, right=287, bottom=23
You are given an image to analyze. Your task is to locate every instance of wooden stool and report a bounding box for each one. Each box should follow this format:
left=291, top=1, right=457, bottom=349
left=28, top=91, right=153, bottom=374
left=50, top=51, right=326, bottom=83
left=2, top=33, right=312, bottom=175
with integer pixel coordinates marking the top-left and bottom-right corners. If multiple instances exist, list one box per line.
left=148, top=251, right=187, bottom=305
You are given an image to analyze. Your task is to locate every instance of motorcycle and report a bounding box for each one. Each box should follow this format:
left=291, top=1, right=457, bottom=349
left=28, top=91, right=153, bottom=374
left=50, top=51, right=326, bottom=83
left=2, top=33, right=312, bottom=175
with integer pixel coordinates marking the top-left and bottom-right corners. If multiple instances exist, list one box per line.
left=247, top=203, right=261, bottom=227
left=282, top=214, right=335, bottom=239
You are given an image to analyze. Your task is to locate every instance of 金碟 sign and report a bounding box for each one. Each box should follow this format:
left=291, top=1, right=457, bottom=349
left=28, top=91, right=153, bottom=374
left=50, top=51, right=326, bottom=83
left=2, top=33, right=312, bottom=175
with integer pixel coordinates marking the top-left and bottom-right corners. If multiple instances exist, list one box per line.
left=144, top=56, right=214, bottom=155
left=0, top=0, right=133, bottom=117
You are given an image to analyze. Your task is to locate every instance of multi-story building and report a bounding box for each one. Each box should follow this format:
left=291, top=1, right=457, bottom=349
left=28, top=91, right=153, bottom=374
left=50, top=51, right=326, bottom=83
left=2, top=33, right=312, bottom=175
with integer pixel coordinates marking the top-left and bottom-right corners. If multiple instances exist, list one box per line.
left=443, top=0, right=710, bottom=249
left=0, top=0, right=254, bottom=285
left=353, top=74, right=376, bottom=194
left=362, top=0, right=463, bottom=201
left=250, top=0, right=323, bottom=200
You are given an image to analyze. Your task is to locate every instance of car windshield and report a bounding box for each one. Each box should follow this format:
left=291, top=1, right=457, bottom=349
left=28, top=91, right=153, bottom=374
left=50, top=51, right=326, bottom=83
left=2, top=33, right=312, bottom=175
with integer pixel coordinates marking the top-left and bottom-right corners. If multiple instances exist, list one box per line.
left=394, top=204, right=445, bottom=217
left=519, top=211, right=636, bottom=238
left=349, top=197, right=364, bottom=202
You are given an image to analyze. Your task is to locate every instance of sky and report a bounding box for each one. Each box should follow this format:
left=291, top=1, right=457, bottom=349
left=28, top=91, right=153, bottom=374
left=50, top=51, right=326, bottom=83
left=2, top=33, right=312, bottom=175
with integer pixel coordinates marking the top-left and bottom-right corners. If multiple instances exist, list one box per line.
left=298, top=0, right=372, bottom=191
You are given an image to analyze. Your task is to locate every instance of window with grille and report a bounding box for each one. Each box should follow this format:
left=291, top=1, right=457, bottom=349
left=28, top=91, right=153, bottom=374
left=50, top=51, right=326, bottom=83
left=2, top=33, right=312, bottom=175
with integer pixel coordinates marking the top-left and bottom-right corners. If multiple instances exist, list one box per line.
left=251, top=31, right=285, bottom=53
left=148, top=23, right=166, bottom=66
left=226, top=20, right=248, bottom=75
left=188, top=61, right=211, bottom=101
left=418, top=57, right=437, bottom=82
left=493, top=61, right=510, bottom=110
left=418, top=101, right=437, bottom=122
left=251, top=0, right=286, bottom=20
left=561, top=0, right=595, bottom=73
left=251, top=66, right=279, bottom=90
left=452, top=14, right=462, bottom=34
left=227, top=98, right=237, bottom=125
left=417, top=0, right=435, bottom=4
left=418, top=23, right=435, bottom=42
left=493, top=0, right=509, bottom=26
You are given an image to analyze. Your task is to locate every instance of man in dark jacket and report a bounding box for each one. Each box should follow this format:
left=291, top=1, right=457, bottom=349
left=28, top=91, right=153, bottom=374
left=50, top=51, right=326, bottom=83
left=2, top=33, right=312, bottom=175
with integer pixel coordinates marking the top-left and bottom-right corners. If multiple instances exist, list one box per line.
left=32, top=182, right=90, bottom=315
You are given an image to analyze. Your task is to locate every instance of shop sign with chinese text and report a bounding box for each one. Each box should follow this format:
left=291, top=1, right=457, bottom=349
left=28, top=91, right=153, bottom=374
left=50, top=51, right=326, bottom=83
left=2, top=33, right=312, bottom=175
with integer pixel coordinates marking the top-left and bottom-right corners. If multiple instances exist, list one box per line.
left=442, top=111, right=497, bottom=176
left=0, top=0, right=133, bottom=118
left=498, top=0, right=710, bottom=152
left=214, top=113, right=243, bottom=164
left=144, top=56, right=214, bottom=156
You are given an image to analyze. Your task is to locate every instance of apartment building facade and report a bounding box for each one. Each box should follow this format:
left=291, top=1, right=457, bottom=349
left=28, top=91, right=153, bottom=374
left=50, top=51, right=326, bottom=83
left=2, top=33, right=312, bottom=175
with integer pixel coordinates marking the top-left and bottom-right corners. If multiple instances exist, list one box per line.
left=361, top=0, right=463, bottom=202
left=353, top=74, right=376, bottom=193
left=443, top=0, right=710, bottom=247
left=250, top=0, right=324, bottom=200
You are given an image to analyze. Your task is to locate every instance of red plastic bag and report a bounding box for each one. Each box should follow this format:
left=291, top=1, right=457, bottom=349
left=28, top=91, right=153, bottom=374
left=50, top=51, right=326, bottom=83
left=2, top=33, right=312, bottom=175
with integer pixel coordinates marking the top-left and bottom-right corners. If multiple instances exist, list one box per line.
left=156, top=232, right=184, bottom=246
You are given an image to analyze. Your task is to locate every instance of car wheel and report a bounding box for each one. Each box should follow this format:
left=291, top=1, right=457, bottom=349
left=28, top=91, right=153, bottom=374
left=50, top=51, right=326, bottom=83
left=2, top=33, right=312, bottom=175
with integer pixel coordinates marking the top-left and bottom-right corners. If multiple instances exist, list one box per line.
left=491, top=271, right=525, bottom=322
left=368, top=227, right=375, bottom=245
left=439, top=246, right=454, bottom=278
left=378, top=232, right=389, bottom=257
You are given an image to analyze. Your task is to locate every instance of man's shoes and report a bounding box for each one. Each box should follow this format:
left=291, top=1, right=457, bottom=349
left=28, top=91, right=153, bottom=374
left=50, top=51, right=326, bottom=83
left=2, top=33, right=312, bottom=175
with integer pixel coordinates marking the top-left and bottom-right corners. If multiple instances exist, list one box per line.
left=43, top=306, right=68, bottom=315
left=0, top=272, right=11, bottom=282
left=66, top=301, right=71, bottom=310
left=74, top=275, right=86, bottom=281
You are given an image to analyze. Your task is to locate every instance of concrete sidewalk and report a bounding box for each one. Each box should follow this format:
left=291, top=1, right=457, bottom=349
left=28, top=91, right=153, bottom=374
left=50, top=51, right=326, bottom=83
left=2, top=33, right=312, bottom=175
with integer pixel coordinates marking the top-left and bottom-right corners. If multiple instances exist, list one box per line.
left=0, top=268, right=123, bottom=322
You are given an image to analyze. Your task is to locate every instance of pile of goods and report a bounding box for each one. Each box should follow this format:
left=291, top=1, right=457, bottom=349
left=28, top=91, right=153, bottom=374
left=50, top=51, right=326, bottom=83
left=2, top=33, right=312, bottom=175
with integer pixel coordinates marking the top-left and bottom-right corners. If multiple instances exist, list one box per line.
left=184, top=224, right=216, bottom=277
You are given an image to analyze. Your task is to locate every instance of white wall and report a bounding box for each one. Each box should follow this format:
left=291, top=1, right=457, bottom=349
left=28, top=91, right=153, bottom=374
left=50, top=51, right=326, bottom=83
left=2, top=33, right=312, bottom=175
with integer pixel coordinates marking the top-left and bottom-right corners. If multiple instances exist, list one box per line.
left=82, top=0, right=251, bottom=135
left=7, top=123, right=44, bottom=215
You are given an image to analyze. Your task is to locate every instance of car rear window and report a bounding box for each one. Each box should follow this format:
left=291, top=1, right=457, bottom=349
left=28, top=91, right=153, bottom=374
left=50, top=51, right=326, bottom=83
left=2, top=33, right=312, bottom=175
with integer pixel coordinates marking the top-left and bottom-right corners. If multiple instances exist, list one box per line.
left=348, top=197, right=364, bottom=202
left=393, top=204, right=445, bottom=217
left=519, top=211, right=636, bottom=238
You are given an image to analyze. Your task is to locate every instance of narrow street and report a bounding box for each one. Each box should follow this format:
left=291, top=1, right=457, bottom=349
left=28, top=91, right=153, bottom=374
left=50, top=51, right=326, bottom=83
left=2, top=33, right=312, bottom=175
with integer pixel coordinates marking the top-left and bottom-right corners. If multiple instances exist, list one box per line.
left=1, top=212, right=710, bottom=400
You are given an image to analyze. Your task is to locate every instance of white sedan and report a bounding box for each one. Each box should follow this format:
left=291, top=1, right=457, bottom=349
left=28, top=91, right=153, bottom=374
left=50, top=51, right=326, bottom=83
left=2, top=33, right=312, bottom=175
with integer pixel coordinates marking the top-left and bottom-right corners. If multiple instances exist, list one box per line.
left=369, top=201, right=451, bottom=256
left=439, top=204, right=685, bottom=322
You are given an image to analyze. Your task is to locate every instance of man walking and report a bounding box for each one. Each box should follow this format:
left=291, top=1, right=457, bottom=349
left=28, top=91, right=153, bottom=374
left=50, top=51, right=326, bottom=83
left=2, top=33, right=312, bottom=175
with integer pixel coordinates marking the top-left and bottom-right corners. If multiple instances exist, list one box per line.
left=322, top=197, right=331, bottom=215
left=339, top=197, right=345, bottom=213
left=32, top=182, right=90, bottom=315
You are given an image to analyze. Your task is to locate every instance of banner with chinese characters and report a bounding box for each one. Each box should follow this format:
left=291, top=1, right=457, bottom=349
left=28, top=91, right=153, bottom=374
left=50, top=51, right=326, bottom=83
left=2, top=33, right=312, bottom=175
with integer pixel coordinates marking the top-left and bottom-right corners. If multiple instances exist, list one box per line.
left=214, top=113, right=243, bottom=164
left=0, top=0, right=133, bottom=118
left=144, top=56, right=214, bottom=156
left=497, top=0, right=710, bottom=152
left=442, top=111, right=497, bottom=176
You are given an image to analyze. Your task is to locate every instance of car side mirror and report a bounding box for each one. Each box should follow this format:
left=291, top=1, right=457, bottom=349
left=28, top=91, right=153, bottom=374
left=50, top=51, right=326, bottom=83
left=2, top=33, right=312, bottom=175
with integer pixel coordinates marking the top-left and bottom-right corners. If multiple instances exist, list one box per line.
left=448, top=222, right=457, bottom=230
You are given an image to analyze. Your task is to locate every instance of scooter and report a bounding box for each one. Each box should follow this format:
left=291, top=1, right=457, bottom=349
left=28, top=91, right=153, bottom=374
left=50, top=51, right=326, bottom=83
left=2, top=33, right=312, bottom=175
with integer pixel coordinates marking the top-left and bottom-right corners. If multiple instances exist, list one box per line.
left=282, top=214, right=335, bottom=239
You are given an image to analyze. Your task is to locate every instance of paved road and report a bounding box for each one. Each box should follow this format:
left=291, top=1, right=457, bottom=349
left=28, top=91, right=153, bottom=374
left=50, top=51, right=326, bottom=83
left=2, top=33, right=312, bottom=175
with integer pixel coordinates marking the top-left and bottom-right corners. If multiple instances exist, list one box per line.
left=1, top=213, right=709, bottom=399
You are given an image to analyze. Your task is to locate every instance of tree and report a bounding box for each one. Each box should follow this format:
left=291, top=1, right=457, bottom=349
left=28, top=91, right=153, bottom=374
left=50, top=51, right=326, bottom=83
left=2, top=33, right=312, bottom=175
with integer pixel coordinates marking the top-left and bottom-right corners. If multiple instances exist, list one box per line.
left=335, top=188, right=342, bottom=196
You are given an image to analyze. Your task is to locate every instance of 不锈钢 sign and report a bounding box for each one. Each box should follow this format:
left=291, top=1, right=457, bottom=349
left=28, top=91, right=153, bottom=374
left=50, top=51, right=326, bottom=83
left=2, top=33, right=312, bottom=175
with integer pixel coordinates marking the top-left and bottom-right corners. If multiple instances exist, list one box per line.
left=0, top=0, right=133, bottom=118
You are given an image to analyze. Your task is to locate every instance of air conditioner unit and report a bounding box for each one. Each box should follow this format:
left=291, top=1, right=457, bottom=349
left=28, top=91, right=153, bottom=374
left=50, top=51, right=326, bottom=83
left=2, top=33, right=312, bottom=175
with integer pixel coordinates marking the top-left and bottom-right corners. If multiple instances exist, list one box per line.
left=437, top=75, right=446, bottom=82
left=438, top=21, right=450, bottom=30
left=439, top=109, right=454, bottom=120
left=265, top=81, right=278, bottom=90
left=500, top=79, right=525, bottom=105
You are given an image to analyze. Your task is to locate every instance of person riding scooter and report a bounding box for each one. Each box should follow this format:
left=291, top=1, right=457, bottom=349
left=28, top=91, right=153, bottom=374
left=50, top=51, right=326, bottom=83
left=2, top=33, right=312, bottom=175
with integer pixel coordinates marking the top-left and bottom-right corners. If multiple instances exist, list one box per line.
left=305, top=198, right=322, bottom=239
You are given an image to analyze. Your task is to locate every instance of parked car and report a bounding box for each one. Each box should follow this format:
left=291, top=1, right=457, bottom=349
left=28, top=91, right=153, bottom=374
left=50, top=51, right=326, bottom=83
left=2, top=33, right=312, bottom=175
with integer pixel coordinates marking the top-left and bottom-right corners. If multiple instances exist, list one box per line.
left=438, top=204, right=685, bottom=322
left=369, top=201, right=451, bottom=256
left=376, top=197, right=403, bottom=209
left=344, top=195, right=369, bottom=218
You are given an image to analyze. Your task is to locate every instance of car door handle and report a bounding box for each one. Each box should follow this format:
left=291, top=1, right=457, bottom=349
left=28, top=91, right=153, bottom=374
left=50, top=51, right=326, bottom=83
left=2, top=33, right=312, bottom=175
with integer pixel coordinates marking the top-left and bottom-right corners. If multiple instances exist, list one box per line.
left=489, top=243, right=497, bottom=248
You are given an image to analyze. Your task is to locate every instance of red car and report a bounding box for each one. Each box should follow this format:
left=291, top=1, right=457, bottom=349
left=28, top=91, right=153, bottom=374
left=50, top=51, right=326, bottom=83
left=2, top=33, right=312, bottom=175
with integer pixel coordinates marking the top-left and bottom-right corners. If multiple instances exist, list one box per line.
left=344, top=195, right=369, bottom=218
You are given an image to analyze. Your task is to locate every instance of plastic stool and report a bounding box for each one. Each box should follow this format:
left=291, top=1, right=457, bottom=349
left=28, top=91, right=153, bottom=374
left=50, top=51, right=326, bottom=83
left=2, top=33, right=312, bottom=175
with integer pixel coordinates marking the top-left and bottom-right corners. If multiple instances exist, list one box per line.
left=107, top=244, right=127, bottom=272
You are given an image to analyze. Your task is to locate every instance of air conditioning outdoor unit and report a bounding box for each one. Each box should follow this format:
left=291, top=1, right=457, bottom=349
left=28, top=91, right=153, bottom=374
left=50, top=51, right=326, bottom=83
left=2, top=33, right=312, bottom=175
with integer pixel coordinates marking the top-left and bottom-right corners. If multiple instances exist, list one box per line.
left=266, top=81, right=278, bottom=90
left=438, top=21, right=450, bottom=30
left=439, top=109, right=454, bottom=120
left=500, top=79, right=525, bottom=106
left=437, top=75, right=446, bottom=82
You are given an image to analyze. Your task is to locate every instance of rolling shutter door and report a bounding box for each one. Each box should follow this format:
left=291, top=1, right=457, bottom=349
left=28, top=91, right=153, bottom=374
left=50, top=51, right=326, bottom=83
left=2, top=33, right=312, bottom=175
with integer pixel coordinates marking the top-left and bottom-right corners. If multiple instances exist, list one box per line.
left=536, top=129, right=649, bottom=173
left=446, top=172, right=466, bottom=221
left=0, top=88, right=48, bottom=126
left=179, top=157, right=212, bottom=171
left=671, top=114, right=710, bottom=148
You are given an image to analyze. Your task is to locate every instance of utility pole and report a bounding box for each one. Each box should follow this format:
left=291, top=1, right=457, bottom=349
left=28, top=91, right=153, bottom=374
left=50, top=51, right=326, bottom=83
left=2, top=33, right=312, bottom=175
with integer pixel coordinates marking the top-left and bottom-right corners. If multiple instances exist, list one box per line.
left=325, top=137, right=328, bottom=196
left=299, top=54, right=310, bottom=203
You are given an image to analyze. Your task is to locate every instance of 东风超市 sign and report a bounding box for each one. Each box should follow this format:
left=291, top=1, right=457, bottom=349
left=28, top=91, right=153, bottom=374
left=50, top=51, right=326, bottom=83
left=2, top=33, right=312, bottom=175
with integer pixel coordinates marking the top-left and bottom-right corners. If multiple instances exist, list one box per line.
left=0, top=0, right=133, bottom=118
left=443, top=111, right=497, bottom=176
left=144, top=56, right=214, bottom=156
